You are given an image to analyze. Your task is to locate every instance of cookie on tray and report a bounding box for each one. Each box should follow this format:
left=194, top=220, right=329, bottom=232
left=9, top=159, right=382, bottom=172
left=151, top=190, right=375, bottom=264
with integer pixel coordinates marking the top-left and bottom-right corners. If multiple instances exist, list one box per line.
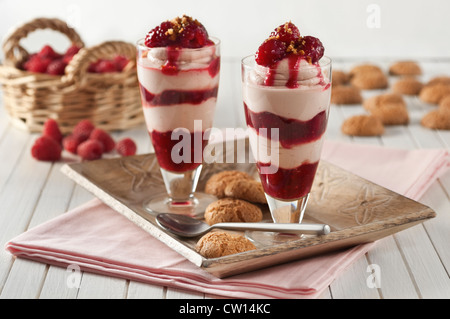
left=204, top=198, right=263, bottom=225
left=426, top=76, right=450, bottom=86
left=439, top=95, right=450, bottom=111
left=363, top=93, right=409, bottom=125
left=204, top=170, right=253, bottom=198
left=341, top=114, right=385, bottom=136
left=196, top=230, right=256, bottom=258
left=392, top=77, right=423, bottom=95
left=349, top=64, right=383, bottom=77
left=388, top=61, right=422, bottom=76
left=330, top=85, right=363, bottom=105
left=224, top=179, right=267, bottom=204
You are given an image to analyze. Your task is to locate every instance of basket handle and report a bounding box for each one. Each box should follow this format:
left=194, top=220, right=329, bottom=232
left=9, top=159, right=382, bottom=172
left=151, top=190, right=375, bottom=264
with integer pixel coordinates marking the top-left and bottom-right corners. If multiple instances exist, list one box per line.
left=63, top=41, right=136, bottom=84
left=2, top=17, right=84, bottom=67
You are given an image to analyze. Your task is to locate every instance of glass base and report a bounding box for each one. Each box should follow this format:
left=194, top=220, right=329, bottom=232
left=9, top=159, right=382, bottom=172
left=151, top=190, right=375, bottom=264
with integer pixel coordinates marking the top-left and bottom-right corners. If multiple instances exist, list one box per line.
left=245, top=225, right=304, bottom=247
left=246, top=194, right=310, bottom=246
left=143, top=192, right=217, bottom=218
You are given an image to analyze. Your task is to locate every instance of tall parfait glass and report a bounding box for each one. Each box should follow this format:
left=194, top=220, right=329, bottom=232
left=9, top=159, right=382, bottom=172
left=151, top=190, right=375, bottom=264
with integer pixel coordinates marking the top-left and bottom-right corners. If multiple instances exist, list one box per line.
left=241, top=50, right=331, bottom=243
left=136, top=36, right=221, bottom=217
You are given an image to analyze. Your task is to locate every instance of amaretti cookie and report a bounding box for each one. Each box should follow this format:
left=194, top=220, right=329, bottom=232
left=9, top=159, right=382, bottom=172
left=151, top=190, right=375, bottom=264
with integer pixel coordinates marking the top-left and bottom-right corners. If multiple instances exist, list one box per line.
left=330, top=85, right=363, bottom=105
left=419, top=83, right=450, bottom=104
left=439, top=95, right=450, bottom=111
left=426, top=76, right=450, bottom=86
left=363, top=93, right=409, bottom=125
left=351, top=70, right=388, bottom=90
left=341, top=114, right=385, bottom=136
left=204, top=170, right=253, bottom=198
left=349, top=64, right=383, bottom=77
left=224, top=179, right=267, bottom=204
left=204, top=198, right=263, bottom=225
left=392, top=77, right=423, bottom=95
left=389, top=61, right=422, bottom=76
left=421, top=109, right=450, bottom=130
left=332, top=70, right=350, bottom=87
left=196, top=231, right=256, bottom=258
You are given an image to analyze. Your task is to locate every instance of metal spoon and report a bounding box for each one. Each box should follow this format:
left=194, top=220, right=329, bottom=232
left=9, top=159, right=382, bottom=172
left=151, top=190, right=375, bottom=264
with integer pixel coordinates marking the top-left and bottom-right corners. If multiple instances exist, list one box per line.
left=156, top=213, right=331, bottom=238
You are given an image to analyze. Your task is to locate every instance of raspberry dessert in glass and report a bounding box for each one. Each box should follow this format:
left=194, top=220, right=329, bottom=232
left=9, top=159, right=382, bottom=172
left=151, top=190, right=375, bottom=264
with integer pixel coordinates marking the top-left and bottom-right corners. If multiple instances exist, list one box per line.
left=137, top=15, right=220, bottom=216
left=242, top=22, right=331, bottom=242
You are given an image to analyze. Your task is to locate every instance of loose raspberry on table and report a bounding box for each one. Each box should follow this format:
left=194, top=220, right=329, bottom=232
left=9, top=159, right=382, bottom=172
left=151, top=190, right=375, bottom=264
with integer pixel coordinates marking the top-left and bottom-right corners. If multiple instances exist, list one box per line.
left=31, top=135, right=62, bottom=162
left=72, top=119, right=95, bottom=141
left=116, top=138, right=137, bottom=156
left=63, top=134, right=84, bottom=154
left=89, top=128, right=115, bottom=152
left=77, top=139, right=104, bottom=161
left=42, top=118, right=63, bottom=144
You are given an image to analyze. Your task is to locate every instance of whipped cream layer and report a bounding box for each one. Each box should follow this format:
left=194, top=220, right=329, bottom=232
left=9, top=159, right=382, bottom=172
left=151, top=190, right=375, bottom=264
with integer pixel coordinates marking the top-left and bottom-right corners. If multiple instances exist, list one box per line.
left=248, top=128, right=324, bottom=169
left=143, top=100, right=216, bottom=133
left=137, top=45, right=219, bottom=133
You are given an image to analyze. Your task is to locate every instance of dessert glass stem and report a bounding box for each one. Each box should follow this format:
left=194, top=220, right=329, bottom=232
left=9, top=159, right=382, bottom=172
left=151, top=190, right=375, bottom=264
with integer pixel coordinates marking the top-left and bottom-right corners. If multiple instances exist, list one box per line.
left=143, top=165, right=216, bottom=218
left=266, top=193, right=309, bottom=224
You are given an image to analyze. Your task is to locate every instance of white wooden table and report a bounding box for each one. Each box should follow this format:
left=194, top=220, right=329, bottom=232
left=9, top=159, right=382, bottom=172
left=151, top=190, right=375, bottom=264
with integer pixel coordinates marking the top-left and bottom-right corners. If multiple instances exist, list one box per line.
left=1, top=59, right=450, bottom=299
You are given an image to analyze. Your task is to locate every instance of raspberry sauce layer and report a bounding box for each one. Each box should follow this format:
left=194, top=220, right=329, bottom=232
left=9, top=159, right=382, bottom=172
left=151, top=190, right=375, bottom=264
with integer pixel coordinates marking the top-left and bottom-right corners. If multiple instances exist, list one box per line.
left=244, top=102, right=327, bottom=148
left=150, top=130, right=209, bottom=172
left=140, top=84, right=218, bottom=106
left=258, top=161, right=319, bottom=200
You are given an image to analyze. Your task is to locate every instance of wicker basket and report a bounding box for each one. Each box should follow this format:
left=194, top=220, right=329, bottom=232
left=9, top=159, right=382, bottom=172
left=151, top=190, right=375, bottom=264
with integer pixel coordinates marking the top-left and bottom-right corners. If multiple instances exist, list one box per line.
left=0, top=17, right=143, bottom=134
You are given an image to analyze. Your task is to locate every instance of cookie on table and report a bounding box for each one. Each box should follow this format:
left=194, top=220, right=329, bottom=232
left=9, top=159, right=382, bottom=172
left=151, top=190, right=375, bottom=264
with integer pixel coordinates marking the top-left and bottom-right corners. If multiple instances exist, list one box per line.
left=330, top=85, right=363, bottom=105
left=439, top=95, right=450, bottom=111
left=204, top=198, right=263, bottom=225
left=204, top=170, right=253, bottom=198
left=426, top=76, right=450, bottom=86
left=363, top=93, right=409, bottom=125
left=349, top=64, right=383, bottom=77
left=421, top=109, right=450, bottom=130
left=341, top=114, right=385, bottom=136
left=350, top=71, right=388, bottom=90
left=419, top=83, right=450, bottom=104
left=392, top=77, right=423, bottom=95
left=224, top=179, right=267, bottom=204
left=332, top=70, right=350, bottom=87
left=388, top=61, right=422, bottom=76
left=196, top=230, right=256, bottom=258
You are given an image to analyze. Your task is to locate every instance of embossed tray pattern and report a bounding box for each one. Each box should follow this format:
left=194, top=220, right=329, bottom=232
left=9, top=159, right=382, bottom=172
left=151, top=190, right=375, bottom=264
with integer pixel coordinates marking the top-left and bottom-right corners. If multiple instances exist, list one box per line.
left=61, top=142, right=435, bottom=278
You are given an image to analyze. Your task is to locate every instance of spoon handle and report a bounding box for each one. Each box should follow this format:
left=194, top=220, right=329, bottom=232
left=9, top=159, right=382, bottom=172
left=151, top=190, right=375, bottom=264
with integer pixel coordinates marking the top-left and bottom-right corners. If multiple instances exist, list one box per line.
left=212, top=222, right=331, bottom=236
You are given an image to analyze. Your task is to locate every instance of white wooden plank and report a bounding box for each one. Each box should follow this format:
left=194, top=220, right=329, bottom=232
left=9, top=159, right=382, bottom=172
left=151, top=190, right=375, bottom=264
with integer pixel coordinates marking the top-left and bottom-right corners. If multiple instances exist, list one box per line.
left=39, top=265, right=79, bottom=299
left=76, top=272, right=127, bottom=299
left=166, top=287, right=203, bottom=299
left=126, top=281, right=165, bottom=299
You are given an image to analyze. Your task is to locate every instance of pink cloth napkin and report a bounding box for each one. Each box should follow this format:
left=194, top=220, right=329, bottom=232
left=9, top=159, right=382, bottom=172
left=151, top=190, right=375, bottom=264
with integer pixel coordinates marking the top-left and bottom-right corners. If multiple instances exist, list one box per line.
left=5, top=140, right=450, bottom=299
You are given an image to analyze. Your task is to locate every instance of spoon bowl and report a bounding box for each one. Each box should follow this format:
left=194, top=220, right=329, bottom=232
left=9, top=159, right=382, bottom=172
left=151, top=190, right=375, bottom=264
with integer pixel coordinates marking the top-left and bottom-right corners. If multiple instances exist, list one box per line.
left=156, top=213, right=331, bottom=238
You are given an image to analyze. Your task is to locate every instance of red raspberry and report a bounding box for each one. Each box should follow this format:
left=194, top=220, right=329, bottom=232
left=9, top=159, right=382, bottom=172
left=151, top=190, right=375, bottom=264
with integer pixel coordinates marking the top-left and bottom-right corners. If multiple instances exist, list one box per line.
left=42, top=118, right=63, bottom=144
left=116, top=138, right=137, bottom=156
left=179, top=22, right=210, bottom=48
left=72, top=119, right=95, bottom=141
left=113, top=55, right=129, bottom=71
left=23, top=55, right=52, bottom=73
left=46, top=59, right=67, bottom=75
left=89, top=128, right=115, bottom=152
left=38, top=45, right=62, bottom=60
left=77, top=139, right=104, bottom=160
left=31, top=135, right=62, bottom=161
left=95, top=60, right=117, bottom=73
left=298, top=36, right=324, bottom=64
left=145, top=21, right=174, bottom=48
left=255, top=38, right=287, bottom=67
left=62, top=134, right=84, bottom=154
left=63, top=45, right=81, bottom=64
left=271, top=22, right=301, bottom=44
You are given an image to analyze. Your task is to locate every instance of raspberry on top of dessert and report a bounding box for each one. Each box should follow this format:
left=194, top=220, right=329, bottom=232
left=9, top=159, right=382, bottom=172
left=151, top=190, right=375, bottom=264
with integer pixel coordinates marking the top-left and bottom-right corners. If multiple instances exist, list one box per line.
left=144, top=15, right=214, bottom=49
left=255, top=21, right=324, bottom=67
